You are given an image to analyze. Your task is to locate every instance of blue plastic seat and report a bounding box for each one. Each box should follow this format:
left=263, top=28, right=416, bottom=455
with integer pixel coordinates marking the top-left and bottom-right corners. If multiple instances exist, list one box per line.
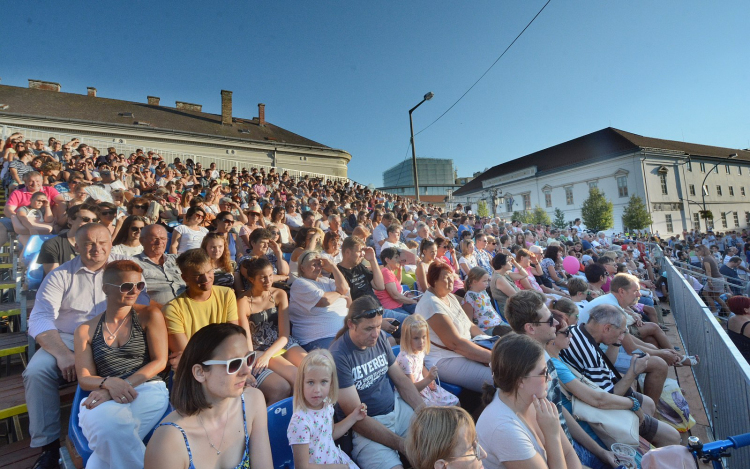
left=23, top=234, right=55, bottom=290
left=267, top=397, right=295, bottom=469
left=283, top=252, right=292, bottom=263
left=68, top=386, right=173, bottom=466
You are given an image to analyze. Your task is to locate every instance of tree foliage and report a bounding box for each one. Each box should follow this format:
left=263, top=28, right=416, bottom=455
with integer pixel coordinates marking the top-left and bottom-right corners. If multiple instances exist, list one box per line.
left=552, top=208, right=568, bottom=229
left=530, top=205, right=551, bottom=225
left=581, top=187, right=614, bottom=232
left=621, top=195, right=652, bottom=230
left=477, top=200, right=489, bottom=218
left=511, top=210, right=532, bottom=224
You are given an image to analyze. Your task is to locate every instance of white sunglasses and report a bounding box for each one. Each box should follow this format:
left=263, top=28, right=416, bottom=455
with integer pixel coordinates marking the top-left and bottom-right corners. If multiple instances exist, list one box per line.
left=201, top=352, right=256, bottom=374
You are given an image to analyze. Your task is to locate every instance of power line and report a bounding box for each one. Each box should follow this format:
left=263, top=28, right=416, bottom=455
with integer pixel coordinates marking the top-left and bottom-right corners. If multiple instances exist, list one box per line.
left=413, top=0, right=552, bottom=138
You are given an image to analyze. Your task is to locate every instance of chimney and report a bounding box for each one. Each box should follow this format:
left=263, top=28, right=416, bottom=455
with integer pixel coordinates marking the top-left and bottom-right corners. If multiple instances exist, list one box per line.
left=28, top=79, right=61, bottom=92
left=221, top=90, right=232, bottom=125
left=258, top=103, right=266, bottom=126
left=147, top=96, right=160, bottom=106
left=176, top=101, right=202, bottom=112
left=87, top=87, right=97, bottom=97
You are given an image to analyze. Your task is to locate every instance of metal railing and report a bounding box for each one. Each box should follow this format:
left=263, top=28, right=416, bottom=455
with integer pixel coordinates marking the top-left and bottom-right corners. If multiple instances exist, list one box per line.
left=1, top=125, right=350, bottom=184
left=665, top=257, right=750, bottom=468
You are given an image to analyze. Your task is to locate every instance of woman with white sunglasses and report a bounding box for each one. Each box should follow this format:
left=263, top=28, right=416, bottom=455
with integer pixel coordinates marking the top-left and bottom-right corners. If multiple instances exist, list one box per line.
left=74, top=260, right=169, bottom=469
left=145, top=323, right=273, bottom=469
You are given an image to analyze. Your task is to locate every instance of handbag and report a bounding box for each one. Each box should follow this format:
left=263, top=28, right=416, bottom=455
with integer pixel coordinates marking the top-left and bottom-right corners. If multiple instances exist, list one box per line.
left=559, top=365, right=640, bottom=447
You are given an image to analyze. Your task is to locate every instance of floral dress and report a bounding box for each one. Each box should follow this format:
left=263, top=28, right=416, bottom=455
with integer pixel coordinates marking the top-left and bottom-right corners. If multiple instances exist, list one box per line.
left=287, top=404, right=358, bottom=468
left=462, top=290, right=504, bottom=332
left=396, top=350, right=459, bottom=407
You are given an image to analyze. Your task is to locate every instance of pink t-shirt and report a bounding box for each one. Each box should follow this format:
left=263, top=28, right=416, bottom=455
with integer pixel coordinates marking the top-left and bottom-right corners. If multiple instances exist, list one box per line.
left=375, top=267, right=403, bottom=310
left=7, top=186, right=60, bottom=211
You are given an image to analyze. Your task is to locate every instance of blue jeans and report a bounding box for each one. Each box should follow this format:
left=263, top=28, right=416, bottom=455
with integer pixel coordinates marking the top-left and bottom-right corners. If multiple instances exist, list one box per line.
left=638, top=296, right=654, bottom=307
left=382, top=309, right=409, bottom=339
left=302, top=336, right=336, bottom=352
left=393, top=303, right=416, bottom=315
left=572, top=439, right=608, bottom=469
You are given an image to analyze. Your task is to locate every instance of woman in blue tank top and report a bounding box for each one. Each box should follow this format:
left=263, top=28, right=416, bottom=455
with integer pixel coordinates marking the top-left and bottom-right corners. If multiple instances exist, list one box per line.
left=145, top=324, right=273, bottom=469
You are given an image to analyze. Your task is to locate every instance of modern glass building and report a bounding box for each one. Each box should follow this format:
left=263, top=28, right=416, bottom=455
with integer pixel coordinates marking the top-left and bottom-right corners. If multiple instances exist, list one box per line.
left=379, top=158, right=462, bottom=198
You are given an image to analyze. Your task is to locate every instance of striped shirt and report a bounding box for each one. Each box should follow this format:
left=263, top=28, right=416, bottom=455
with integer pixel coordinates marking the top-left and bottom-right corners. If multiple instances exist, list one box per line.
left=559, top=324, right=616, bottom=391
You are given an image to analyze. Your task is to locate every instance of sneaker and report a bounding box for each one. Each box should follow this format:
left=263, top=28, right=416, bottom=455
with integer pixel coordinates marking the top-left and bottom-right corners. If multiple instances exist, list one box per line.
left=32, top=449, right=60, bottom=469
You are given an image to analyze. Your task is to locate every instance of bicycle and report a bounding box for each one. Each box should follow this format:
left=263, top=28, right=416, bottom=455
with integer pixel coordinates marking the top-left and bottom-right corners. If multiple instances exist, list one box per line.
left=688, top=432, right=750, bottom=469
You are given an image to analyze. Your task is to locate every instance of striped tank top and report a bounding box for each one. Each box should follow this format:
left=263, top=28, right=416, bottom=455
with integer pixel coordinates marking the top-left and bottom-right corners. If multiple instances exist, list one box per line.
left=92, top=310, right=160, bottom=382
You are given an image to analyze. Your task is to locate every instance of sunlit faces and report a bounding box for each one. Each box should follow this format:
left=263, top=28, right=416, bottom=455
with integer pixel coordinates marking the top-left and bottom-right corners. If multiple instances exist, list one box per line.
left=349, top=315, right=382, bottom=349
left=183, top=262, right=215, bottom=291
left=205, top=237, right=226, bottom=260
left=302, top=366, right=332, bottom=410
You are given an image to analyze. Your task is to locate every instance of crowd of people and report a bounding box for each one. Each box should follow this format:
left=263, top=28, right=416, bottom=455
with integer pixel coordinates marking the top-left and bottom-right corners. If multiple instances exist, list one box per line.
left=2, top=131, right=745, bottom=468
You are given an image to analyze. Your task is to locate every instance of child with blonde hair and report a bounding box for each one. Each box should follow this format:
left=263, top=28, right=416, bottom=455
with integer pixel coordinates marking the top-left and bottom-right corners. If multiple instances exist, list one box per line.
left=396, top=316, right=459, bottom=407
left=287, top=349, right=366, bottom=468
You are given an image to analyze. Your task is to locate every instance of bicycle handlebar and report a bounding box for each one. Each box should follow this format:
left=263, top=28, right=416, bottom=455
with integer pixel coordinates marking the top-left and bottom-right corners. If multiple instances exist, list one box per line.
left=693, top=432, right=750, bottom=457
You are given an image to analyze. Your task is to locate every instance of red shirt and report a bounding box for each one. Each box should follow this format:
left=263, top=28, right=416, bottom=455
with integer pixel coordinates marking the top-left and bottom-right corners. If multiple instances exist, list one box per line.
left=7, top=186, right=61, bottom=212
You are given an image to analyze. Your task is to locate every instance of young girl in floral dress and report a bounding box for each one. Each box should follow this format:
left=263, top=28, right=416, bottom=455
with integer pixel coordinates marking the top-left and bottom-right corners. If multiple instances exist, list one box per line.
left=287, top=350, right=366, bottom=469
left=396, top=316, right=459, bottom=407
left=461, top=267, right=506, bottom=333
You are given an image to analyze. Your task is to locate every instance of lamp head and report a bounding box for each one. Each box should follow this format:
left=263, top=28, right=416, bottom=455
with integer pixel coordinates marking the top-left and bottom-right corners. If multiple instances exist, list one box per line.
left=424, top=92, right=434, bottom=101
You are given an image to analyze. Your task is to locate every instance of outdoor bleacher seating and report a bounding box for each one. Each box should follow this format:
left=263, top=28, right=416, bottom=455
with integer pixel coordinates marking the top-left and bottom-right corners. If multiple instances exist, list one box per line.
left=266, top=397, right=295, bottom=469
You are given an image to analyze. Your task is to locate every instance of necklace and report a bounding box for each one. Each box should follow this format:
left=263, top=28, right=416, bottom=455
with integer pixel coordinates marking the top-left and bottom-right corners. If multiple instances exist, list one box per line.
left=104, top=313, right=130, bottom=341
left=198, top=405, right=229, bottom=455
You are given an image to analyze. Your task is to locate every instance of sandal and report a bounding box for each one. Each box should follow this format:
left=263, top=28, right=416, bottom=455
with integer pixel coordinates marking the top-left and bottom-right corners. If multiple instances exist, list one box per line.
left=675, top=354, right=699, bottom=367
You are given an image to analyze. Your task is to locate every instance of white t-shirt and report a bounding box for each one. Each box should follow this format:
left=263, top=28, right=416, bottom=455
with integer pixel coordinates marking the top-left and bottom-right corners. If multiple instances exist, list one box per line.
left=288, top=276, right=349, bottom=345
left=173, top=225, right=208, bottom=254
left=373, top=223, right=388, bottom=255
left=477, top=391, right=546, bottom=469
left=415, top=290, right=472, bottom=367
left=111, top=244, right=144, bottom=256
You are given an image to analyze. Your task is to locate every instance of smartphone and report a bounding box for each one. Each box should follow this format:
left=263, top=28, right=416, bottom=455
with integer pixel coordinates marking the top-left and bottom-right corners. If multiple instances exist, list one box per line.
left=390, top=319, right=401, bottom=328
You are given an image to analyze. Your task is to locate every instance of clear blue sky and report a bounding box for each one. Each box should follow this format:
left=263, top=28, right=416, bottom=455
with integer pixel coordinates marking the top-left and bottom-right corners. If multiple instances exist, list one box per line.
left=3, top=1, right=748, bottom=186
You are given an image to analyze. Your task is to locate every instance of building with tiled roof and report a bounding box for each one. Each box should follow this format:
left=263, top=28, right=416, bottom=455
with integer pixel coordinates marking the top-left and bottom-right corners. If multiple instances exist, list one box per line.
left=452, top=127, right=750, bottom=235
left=0, top=80, right=351, bottom=178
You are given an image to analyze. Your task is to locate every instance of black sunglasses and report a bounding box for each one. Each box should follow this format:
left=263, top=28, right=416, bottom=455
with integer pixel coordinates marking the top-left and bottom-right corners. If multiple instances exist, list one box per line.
left=100, top=210, right=115, bottom=216
left=130, top=226, right=143, bottom=233
left=221, top=218, right=234, bottom=223
left=352, top=307, right=384, bottom=320
left=79, top=216, right=99, bottom=223
left=531, top=316, right=556, bottom=327
left=133, top=204, right=148, bottom=210
left=557, top=328, right=572, bottom=337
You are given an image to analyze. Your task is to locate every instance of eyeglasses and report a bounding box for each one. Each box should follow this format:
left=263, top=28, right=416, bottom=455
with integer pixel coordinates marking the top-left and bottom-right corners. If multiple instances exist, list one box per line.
left=447, top=441, right=483, bottom=462
left=105, top=281, right=146, bottom=293
left=531, top=315, right=556, bottom=327
left=352, top=307, right=384, bottom=320
left=133, top=204, right=148, bottom=210
left=524, top=368, right=551, bottom=381
left=557, top=328, right=572, bottom=337
left=79, top=216, right=99, bottom=223
left=220, top=218, right=234, bottom=223
left=202, top=352, right=256, bottom=374
left=100, top=210, right=115, bottom=216
left=130, top=226, right=143, bottom=233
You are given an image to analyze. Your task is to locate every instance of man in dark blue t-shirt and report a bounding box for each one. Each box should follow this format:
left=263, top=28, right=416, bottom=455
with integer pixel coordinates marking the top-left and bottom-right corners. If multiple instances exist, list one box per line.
left=330, top=297, right=425, bottom=469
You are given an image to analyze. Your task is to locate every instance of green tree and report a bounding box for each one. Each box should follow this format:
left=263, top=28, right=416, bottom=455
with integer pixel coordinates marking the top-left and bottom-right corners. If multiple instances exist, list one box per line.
left=530, top=205, right=551, bottom=225
left=621, top=195, right=653, bottom=230
left=552, top=208, right=568, bottom=229
left=477, top=200, right=489, bottom=218
left=581, top=187, right=614, bottom=232
left=511, top=210, right=532, bottom=224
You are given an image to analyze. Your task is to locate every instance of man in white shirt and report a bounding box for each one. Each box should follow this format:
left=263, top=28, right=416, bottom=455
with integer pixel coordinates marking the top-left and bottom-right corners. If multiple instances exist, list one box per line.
left=24, top=224, right=149, bottom=467
left=572, top=218, right=584, bottom=235
left=372, top=213, right=394, bottom=256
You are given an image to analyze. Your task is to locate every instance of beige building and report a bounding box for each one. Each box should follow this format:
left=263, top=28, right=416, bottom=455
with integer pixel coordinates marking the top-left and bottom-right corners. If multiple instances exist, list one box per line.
left=453, top=127, right=750, bottom=235
left=0, top=80, right=351, bottom=180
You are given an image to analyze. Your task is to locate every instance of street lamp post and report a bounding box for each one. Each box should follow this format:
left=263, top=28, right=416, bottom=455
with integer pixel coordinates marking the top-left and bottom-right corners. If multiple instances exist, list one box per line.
left=409, top=92, right=434, bottom=203
left=697, top=153, right=738, bottom=230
